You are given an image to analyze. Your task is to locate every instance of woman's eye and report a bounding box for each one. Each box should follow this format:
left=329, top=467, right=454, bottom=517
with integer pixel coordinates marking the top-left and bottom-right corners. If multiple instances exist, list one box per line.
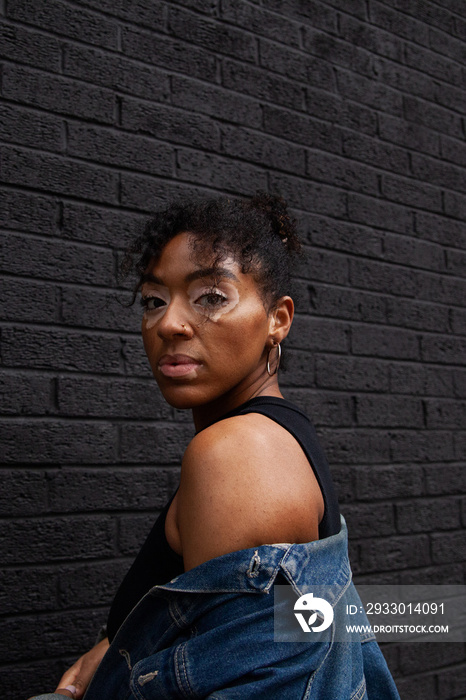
left=140, top=296, right=165, bottom=311
left=196, top=292, right=228, bottom=308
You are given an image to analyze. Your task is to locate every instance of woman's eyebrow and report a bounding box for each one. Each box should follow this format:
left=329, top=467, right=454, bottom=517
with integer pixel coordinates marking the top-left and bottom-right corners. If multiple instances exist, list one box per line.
left=185, top=267, right=239, bottom=283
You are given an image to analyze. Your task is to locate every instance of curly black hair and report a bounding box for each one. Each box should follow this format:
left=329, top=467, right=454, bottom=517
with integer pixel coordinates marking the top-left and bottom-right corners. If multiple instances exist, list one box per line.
left=122, top=191, right=302, bottom=312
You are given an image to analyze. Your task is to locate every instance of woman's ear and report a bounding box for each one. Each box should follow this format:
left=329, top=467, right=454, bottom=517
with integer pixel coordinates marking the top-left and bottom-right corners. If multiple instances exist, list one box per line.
left=268, top=296, right=294, bottom=344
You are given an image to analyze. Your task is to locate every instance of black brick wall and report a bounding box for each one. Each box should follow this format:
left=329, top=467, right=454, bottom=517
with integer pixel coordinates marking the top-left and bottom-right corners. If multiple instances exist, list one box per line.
left=1, top=2, right=465, bottom=698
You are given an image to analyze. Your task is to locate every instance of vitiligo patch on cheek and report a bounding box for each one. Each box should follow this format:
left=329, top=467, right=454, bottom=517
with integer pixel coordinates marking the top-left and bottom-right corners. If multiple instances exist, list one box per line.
left=142, top=290, right=170, bottom=330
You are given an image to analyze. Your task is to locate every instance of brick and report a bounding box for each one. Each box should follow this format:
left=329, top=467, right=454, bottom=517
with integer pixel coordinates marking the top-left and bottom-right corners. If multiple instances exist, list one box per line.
left=120, top=173, right=210, bottom=212
left=404, top=95, right=464, bottom=140
left=390, top=363, right=454, bottom=398
left=168, top=5, right=256, bottom=61
left=0, top=470, right=48, bottom=515
left=3, top=64, right=115, bottom=124
left=349, top=258, right=417, bottom=297
left=58, top=376, right=170, bottom=419
left=390, top=430, right=455, bottom=463
left=335, top=68, right=403, bottom=115
left=2, top=233, right=114, bottom=285
left=57, top=559, right=128, bottom=610
left=61, top=203, right=144, bottom=248
left=121, top=25, right=217, bottom=82
left=425, top=399, right=466, bottom=429
left=1, top=277, right=59, bottom=323
left=0, top=661, right=64, bottom=700
left=358, top=534, right=431, bottom=572
left=0, top=103, right=63, bottom=153
left=72, top=0, right=165, bottom=27
left=405, top=42, right=463, bottom=86
left=308, top=283, right=388, bottom=324
left=431, top=530, right=466, bottom=564
left=220, top=124, right=305, bottom=175
left=370, top=2, right=429, bottom=46
left=0, top=420, right=118, bottom=462
left=373, top=55, right=441, bottom=106
left=378, top=113, right=440, bottom=158
left=397, top=563, right=464, bottom=585
left=222, top=0, right=301, bottom=47
left=305, top=215, right=382, bottom=256
left=1, top=516, right=116, bottom=564
left=394, top=674, right=436, bottom=700
left=429, top=25, right=466, bottom=62
left=446, top=249, right=466, bottom=277
left=381, top=173, right=442, bottom=212
left=451, top=308, right=466, bottom=335
left=356, top=395, right=423, bottom=428
left=7, top=0, right=118, bottom=48
left=0, top=565, right=58, bottom=614
left=259, top=38, right=334, bottom=89
left=339, top=14, right=403, bottom=61
left=352, top=326, right=419, bottom=360
left=306, top=150, right=379, bottom=195
left=396, top=497, right=461, bottom=533
left=386, top=298, right=449, bottom=334
left=267, top=0, right=339, bottom=29
left=441, top=135, right=466, bottom=168
left=421, top=336, right=466, bottom=365
left=437, top=665, right=466, bottom=700
left=120, top=422, right=194, bottom=463
left=342, top=503, right=395, bottom=537
left=176, top=149, right=268, bottom=192
left=0, top=372, right=53, bottom=416
left=0, top=190, right=57, bottom=236
left=121, top=336, right=153, bottom=377
left=268, top=173, right=347, bottom=217
left=411, top=153, right=466, bottom=193
left=294, top=247, right=349, bottom=285
left=355, top=464, right=424, bottom=501
left=415, top=212, right=466, bottom=248
left=263, top=105, right=343, bottom=154
left=303, top=28, right=372, bottom=77
left=121, top=97, right=220, bottom=150
left=48, top=467, right=174, bottom=512
left=316, top=356, right=389, bottom=392
left=64, top=43, right=171, bottom=102
left=222, top=59, right=305, bottom=111
left=277, top=348, right=315, bottom=387
left=1, top=327, right=122, bottom=373
left=284, top=389, right=352, bottom=427
left=67, top=123, right=173, bottom=176
left=330, top=466, right=355, bottom=504
left=289, top=316, right=348, bottom=353
left=317, top=428, right=390, bottom=464
left=444, top=190, right=466, bottom=220
left=348, top=194, right=413, bottom=234
left=0, top=146, right=118, bottom=203
left=0, top=20, right=60, bottom=70
left=398, top=640, right=465, bottom=675
left=61, top=287, right=140, bottom=332
left=454, top=370, right=466, bottom=398
left=382, top=233, right=445, bottom=272
left=342, top=130, right=409, bottom=175
left=172, top=75, right=262, bottom=128
left=383, top=0, right=456, bottom=34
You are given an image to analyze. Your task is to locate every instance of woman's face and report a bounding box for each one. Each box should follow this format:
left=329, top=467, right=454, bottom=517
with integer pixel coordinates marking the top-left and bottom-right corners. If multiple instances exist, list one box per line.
left=140, top=232, right=274, bottom=412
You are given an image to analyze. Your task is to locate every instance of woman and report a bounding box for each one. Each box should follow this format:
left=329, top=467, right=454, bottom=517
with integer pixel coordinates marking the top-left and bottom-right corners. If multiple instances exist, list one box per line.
left=30, top=193, right=399, bottom=699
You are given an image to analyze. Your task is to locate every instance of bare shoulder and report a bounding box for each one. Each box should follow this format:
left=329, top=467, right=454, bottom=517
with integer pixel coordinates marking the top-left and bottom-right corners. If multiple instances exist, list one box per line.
left=177, top=413, right=324, bottom=571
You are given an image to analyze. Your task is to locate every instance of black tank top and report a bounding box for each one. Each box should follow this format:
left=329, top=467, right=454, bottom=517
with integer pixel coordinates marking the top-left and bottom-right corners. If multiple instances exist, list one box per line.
left=106, top=396, right=340, bottom=641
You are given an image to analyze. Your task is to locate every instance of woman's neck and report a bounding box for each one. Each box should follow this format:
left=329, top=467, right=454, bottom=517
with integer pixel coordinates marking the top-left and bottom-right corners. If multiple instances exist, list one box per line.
left=191, top=376, right=283, bottom=433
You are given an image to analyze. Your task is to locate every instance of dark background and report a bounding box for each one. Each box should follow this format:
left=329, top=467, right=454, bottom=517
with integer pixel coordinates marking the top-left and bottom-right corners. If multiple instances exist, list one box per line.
left=0, top=1, right=465, bottom=698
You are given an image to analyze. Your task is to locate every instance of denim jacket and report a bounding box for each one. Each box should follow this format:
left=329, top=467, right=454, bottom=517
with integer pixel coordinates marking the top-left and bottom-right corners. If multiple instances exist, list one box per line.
left=75, top=516, right=397, bottom=700
left=32, top=517, right=399, bottom=700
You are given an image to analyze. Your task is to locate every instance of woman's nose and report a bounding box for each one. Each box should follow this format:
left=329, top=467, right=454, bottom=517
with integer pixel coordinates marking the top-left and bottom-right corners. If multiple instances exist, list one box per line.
left=156, top=299, right=194, bottom=340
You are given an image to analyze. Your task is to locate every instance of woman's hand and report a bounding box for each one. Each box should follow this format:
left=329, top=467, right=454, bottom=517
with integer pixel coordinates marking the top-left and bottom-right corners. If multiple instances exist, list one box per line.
left=54, top=637, right=110, bottom=699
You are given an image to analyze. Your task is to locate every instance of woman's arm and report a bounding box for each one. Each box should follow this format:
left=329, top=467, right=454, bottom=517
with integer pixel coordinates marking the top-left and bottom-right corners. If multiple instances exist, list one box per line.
left=54, top=637, right=110, bottom=699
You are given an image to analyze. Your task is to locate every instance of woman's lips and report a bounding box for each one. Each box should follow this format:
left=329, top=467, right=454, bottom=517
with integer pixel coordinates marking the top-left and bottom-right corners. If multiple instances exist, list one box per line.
left=158, top=354, right=202, bottom=378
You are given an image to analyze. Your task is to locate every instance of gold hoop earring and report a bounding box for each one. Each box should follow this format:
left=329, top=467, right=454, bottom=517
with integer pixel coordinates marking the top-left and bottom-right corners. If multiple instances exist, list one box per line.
left=266, top=343, right=281, bottom=376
